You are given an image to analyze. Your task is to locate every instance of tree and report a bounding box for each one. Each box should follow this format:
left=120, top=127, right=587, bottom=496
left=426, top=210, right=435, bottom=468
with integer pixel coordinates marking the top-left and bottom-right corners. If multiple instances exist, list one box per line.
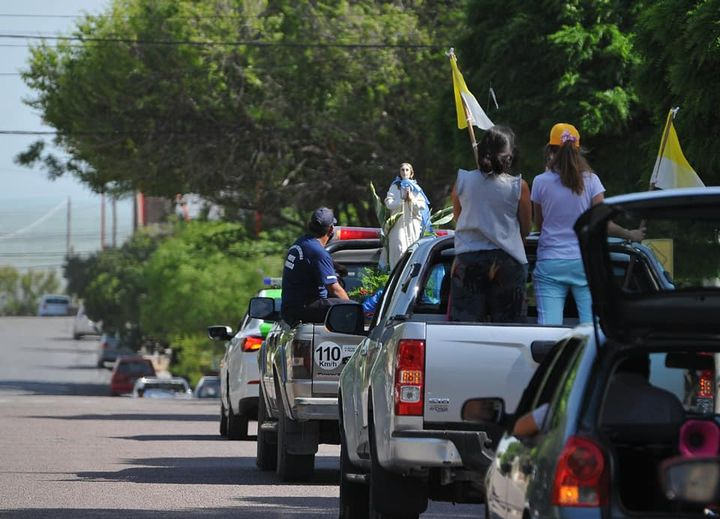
left=0, top=266, right=60, bottom=316
left=19, top=0, right=469, bottom=227
left=634, top=0, right=720, bottom=185
left=458, top=0, right=651, bottom=194
left=140, top=221, right=284, bottom=382
left=67, top=229, right=162, bottom=340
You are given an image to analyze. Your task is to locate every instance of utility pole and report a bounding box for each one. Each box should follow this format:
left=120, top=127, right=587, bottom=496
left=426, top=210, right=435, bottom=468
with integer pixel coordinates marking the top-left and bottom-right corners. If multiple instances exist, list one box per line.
left=100, top=192, right=106, bottom=250
left=112, top=196, right=117, bottom=248
left=66, top=197, right=72, bottom=256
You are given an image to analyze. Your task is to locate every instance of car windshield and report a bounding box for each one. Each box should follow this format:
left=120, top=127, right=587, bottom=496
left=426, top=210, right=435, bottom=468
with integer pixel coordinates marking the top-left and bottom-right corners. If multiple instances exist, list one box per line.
left=196, top=379, right=220, bottom=397
left=611, top=207, right=720, bottom=293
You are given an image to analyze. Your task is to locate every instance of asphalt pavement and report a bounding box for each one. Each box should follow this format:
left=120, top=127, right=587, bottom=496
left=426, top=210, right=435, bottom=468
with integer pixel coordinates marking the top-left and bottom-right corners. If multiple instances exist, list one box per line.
left=0, top=317, right=482, bottom=518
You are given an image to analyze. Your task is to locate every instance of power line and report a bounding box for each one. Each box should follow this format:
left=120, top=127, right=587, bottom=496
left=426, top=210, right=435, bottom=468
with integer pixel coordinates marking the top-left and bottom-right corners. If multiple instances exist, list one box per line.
left=0, top=33, right=442, bottom=49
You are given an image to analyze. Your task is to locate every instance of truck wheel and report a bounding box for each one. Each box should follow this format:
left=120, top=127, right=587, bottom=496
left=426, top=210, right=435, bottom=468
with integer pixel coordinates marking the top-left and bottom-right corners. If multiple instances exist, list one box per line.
left=219, top=402, right=228, bottom=437
left=368, top=416, right=427, bottom=518
left=339, top=416, right=369, bottom=518
left=256, top=385, right=277, bottom=470
left=226, top=402, right=249, bottom=440
left=276, top=396, right=315, bottom=482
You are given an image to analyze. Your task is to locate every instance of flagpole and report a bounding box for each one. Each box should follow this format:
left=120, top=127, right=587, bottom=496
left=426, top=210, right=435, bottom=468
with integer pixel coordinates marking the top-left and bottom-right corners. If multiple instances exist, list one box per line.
left=649, top=107, right=679, bottom=190
left=461, top=99, right=481, bottom=171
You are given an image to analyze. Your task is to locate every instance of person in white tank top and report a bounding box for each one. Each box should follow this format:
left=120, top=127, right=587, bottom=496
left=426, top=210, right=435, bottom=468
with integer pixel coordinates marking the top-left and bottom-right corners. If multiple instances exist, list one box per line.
left=450, top=126, right=531, bottom=322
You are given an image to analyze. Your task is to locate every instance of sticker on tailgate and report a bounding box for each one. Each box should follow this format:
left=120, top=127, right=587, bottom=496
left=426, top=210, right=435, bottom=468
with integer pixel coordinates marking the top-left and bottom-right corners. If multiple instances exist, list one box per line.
left=314, top=342, right=357, bottom=371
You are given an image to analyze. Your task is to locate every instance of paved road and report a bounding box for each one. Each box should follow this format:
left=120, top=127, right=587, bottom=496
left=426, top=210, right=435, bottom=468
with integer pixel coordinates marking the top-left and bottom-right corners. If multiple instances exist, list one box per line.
left=0, top=317, right=482, bottom=518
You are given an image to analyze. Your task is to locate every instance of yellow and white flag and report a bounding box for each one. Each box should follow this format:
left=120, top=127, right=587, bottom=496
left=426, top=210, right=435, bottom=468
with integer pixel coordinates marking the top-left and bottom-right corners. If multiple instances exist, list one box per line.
left=449, top=51, right=493, bottom=131
left=650, top=108, right=704, bottom=189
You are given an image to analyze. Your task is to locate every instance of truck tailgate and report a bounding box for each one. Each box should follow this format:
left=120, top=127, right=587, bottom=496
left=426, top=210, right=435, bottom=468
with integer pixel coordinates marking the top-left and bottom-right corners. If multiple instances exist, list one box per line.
left=423, top=323, right=570, bottom=424
left=311, top=325, right=364, bottom=396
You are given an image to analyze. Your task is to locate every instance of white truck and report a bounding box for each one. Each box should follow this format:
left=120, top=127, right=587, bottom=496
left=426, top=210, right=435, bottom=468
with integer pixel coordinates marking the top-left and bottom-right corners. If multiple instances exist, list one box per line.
left=248, top=227, right=382, bottom=481
left=330, top=234, right=575, bottom=518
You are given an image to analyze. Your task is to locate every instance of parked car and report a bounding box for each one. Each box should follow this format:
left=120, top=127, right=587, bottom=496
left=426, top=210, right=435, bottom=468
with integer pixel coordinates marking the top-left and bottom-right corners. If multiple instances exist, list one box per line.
left=208, top=286, right=282, bottom=440
left=251, top=226, right=382, bottom=481
left=194, top=375, right=221, bottom=399
left=37, top=294, right=70, bottom=316
left=72, top=304, right=101, bottom=339
left=96, top=333, right=133, bottom=368
left=109, top=355, right=156, bottom=396
left=484, top=187, right=720, bottom=518
left=133, top=376, right=192, bottom=399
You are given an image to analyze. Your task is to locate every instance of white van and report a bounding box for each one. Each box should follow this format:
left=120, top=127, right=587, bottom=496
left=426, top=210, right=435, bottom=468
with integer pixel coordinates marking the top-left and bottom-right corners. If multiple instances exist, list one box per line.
left=37, top=294, right=70, bottom=316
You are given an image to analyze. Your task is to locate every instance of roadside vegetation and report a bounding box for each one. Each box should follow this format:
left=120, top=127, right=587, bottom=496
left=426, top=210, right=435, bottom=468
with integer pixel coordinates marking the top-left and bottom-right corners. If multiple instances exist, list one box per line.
left=10, top=0, right=717, bottom=380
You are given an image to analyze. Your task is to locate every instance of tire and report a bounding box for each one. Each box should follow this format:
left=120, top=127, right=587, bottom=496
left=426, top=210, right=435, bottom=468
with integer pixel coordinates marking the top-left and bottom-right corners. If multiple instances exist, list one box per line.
left=74, top=333, right=81, bottom=340
left=339, top=398, right=369, bottom=519
left=219, top=402, right=228, bottom=437
left=276, top=385, right=315, bottom=482
left=256, top=384, right=278, bottom=470
left=226, top=403, right=249, bottom=440
left=368, top=414, right=427, bottom=518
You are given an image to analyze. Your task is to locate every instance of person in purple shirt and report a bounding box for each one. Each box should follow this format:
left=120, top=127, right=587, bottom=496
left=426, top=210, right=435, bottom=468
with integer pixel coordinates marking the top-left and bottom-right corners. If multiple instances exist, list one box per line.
left=531, top=123, right=645, bottom=325
left=281, top=207, right=350, bottom=326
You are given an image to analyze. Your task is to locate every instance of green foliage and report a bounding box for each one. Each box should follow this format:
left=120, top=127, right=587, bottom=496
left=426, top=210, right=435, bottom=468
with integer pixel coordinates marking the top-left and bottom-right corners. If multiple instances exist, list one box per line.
left=66, top=229, right=162, bottom=341
left=139, top=221, right=283, bottom=380
left=0, top=266, right=60, bottom=316
left=458, top=0, right=650, bottom=194
left=19, top=0, right=469, bottom=226
left=634, top=0, right=720, bottom=185
left=347, top=266, right=389, bottom=301
left=167, top=332, right=224, bottom=388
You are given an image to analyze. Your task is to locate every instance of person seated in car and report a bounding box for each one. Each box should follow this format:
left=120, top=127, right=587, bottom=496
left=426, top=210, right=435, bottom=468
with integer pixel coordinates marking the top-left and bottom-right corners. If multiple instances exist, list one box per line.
left=512, top=355, right=683, bottom=438
left=280, top=207, right=350, bottom=326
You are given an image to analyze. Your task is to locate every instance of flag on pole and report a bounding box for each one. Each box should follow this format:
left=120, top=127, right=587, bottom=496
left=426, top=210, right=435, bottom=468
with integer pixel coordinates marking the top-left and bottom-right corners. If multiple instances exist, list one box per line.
left=449, top=50, right=493, bottom=131
left=649, top=108, right=704, bottom=189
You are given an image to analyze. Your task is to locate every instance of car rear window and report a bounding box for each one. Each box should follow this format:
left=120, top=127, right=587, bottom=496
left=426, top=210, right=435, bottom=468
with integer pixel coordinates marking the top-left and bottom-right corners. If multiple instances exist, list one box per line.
left=145, top=382, right=186, bottom=392
left=45, top=298, right=69, bottom=305
left=118, top=361, right=155, bottom=376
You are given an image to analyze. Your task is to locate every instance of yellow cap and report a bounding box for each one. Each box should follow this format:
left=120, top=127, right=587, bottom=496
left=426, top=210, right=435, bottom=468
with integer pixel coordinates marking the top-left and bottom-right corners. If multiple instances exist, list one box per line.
left=549, top=123, right=580, bottom=148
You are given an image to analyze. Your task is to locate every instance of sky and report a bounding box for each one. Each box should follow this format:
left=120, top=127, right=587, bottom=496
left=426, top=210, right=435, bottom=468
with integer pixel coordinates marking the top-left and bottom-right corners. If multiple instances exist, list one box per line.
left=0, top=0, right=134, bottom=273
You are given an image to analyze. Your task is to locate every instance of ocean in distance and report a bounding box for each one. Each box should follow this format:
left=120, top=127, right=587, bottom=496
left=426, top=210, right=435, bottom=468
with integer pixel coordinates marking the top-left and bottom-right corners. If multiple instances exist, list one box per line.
left=0, top=194, right=134, bottom=279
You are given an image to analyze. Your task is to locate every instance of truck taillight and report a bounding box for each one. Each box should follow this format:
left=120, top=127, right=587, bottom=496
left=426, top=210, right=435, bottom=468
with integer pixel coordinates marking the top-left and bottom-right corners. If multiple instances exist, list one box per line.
left=291, top=339, right=312, bottom=378
left=394, top=339, right=425, bottom=416
left=698, top=370, right=714, bottom=398
left=336, top=227, right=381, bottom=240
left=242, top=336, right=263, bottom=352
left=552, top=436, right=608, bottom=507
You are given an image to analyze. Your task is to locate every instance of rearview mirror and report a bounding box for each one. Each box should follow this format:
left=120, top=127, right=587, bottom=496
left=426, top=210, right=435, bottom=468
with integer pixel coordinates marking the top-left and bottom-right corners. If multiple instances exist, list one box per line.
left=207, top=325, right=233, bottom=341
left=661, top=456, right=720, bottom=504
left=325, top=303, right=365, bottom=336
left=248, top=297, right=278, bottom=321
left=462, top=397, right=505, bottom=424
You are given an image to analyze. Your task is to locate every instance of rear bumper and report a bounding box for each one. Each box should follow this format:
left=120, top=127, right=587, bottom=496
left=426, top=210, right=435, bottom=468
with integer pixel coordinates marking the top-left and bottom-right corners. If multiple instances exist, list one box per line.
left=388, top=429, right=494, bottom=472
left=291, top=397, right=339, bottom=421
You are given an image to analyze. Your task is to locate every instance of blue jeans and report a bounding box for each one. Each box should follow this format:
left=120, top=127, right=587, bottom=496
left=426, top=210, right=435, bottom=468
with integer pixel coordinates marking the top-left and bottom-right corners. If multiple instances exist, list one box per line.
left=533, top=259, right=593, bottom=325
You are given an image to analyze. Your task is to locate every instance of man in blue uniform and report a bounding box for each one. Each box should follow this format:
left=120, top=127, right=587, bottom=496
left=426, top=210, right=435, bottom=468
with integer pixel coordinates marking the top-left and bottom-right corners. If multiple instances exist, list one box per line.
left=281, top=207, right=350, bottom=326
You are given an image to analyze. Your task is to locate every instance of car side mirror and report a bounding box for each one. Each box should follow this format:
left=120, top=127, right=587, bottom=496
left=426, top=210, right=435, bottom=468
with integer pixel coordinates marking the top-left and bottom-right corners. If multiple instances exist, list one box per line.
left=462, top=397, right=505, bottom=424
left=661, top=456, right=720, bottom=504
left=248, top=297, right=278, bottom=321
left=325, top=303, right=366, bottom=336
left=531, top=340, right=556, bottom=363
left=207, top=325, right=233, bottom=341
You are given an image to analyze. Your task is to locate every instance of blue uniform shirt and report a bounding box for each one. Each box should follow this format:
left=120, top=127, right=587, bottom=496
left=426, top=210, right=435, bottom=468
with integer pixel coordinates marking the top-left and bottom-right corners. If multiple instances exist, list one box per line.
left=281, top=235, right=337, bottom=310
